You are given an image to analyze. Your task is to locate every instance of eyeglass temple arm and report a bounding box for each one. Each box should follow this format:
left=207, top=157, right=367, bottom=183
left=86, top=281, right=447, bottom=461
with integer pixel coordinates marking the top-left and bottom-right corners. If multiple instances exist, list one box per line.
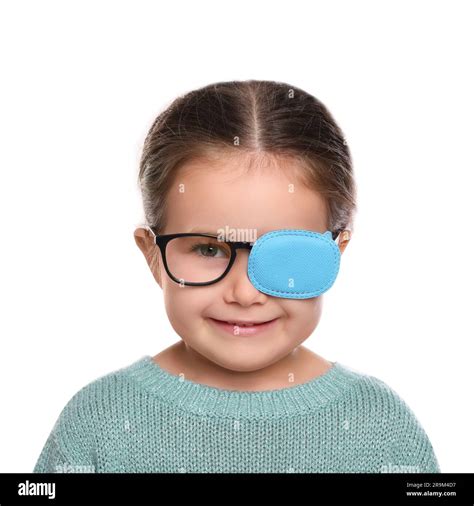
left=144, top=225, right=157, bottom=239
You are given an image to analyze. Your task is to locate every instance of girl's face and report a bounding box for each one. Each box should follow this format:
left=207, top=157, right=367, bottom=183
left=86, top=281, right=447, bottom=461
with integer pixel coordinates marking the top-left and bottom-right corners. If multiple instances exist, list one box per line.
left=136, top=153, right=347, bottom=373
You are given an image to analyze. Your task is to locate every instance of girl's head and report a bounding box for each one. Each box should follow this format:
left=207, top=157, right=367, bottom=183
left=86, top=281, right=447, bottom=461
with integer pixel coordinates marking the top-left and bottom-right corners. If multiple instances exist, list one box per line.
left=134, top=80, right=357, bottom=372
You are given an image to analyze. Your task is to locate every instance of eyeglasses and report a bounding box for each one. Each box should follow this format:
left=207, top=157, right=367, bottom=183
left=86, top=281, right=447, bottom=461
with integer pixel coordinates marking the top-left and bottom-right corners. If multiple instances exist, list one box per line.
left=145, top=226, right=344, bottom=288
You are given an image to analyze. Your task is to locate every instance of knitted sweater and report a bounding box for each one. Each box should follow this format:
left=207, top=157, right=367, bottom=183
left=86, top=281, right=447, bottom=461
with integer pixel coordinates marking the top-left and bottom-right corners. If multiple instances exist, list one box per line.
left=33, top=355, right=441, bottom=473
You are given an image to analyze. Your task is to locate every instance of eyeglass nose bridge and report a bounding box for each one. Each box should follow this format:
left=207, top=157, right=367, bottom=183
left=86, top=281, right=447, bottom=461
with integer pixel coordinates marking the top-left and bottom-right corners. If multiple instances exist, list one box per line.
left=231, top=241, right=254, bottom=252
left=220, top=240, right=255, bottom=285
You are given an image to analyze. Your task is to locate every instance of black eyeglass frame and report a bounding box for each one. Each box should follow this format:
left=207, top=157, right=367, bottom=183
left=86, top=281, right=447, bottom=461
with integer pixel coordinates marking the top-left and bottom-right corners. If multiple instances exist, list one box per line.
left=146, top=226, right=343, bottom=287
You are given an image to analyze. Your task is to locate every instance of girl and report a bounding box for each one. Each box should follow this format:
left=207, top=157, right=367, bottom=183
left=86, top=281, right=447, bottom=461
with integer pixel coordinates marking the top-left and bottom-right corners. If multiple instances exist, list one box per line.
left=34, top=79, right=440, bottom=473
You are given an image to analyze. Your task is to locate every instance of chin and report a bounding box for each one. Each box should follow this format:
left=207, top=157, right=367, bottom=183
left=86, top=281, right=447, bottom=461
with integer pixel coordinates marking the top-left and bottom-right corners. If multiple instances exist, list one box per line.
left=205, top=350, right=283, bottom=374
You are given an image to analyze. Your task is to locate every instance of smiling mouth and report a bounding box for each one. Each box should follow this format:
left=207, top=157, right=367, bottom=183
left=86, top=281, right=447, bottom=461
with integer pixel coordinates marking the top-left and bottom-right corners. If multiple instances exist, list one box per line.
left=210, top=318, right=277, bottom=326
left=207, top=317, right=279, bottom=337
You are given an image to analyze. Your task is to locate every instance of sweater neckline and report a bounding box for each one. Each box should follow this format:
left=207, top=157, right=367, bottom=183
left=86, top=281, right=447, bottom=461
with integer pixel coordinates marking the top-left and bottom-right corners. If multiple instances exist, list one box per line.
left=123, top=355, right=361, bottom=419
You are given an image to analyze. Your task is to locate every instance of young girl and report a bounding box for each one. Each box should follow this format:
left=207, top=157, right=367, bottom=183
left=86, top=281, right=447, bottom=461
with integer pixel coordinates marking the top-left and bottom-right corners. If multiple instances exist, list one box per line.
left=33, top=79, right=440, bottom=473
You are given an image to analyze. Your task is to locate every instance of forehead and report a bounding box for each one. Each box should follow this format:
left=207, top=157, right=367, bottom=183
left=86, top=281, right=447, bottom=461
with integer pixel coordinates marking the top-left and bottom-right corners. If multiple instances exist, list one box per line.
left=164, top=153, right=328, bottom=236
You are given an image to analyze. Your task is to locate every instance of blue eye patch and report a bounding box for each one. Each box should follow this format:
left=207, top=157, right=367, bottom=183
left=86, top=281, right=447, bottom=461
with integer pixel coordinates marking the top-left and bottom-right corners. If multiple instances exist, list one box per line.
left=247, top=229, right=341, bottom=299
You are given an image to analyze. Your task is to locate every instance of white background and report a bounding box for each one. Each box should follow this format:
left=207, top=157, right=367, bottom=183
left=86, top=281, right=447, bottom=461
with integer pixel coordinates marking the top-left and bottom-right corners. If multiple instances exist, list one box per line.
left=0, top=0, right=472, bottom=473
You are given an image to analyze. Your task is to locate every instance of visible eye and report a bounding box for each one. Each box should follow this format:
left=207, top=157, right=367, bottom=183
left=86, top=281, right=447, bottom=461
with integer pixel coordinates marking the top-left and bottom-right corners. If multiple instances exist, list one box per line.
left=190, top=242, right=229, bottom=258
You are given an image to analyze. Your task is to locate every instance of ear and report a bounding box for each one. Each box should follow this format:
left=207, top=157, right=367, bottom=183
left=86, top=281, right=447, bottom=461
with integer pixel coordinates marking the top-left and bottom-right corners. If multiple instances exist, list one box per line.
left=134, top=227, right=162, bottom=288
left=337, top=229, right=351, bottom=255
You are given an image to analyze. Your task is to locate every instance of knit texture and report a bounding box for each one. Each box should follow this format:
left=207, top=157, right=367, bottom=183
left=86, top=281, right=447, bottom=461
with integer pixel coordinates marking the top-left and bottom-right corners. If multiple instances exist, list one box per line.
left=33, top=355, right=441, bottom=473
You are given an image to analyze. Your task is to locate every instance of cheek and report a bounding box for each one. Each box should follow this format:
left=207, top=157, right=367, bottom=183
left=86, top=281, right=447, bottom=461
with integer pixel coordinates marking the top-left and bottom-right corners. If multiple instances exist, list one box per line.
left=283, top=297, right=323, bottom=335
left=162, top=281, right=216, bottom=326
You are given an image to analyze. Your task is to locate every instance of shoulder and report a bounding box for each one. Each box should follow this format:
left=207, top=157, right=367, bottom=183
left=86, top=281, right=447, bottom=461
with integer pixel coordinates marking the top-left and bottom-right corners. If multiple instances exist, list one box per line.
left=336, top=362, right=431, bottom=432
left=53, top=356, right=148, bottom=431
left=34, top=357, right=148, bottom=472
left=335, top=363, right=441, bottom=472
left=336, top=362, right=423, bottom=415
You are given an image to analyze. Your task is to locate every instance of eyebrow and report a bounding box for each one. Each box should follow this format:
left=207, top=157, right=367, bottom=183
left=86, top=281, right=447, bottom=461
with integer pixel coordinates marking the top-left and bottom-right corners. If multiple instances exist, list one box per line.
left=187, top=227, right=218, bottom=235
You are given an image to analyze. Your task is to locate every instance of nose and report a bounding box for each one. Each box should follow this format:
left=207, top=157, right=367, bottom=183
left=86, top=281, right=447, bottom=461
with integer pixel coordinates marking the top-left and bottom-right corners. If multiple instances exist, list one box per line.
left=223, top=246, right=267, bottom=304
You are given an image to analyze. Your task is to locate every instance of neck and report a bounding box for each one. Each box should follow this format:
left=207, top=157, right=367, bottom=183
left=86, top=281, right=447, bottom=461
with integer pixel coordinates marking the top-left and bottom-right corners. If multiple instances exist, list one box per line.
left=156, top=341, right=331, bottom=392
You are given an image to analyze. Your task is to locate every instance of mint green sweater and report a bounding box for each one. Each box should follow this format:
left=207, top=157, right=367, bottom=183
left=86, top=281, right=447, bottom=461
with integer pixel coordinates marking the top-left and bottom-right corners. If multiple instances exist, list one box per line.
left=33, top=355, right=440, bottom=473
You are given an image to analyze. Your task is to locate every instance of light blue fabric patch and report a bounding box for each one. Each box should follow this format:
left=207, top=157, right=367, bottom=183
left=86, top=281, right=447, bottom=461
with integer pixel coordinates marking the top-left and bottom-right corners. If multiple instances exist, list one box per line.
left=248, top=229, right=341, bottom=299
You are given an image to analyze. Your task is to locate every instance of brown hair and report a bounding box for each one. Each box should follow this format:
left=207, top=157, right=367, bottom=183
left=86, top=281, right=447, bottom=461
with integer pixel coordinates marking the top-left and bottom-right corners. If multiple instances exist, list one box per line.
left=137, top=79, right=357, bottom=245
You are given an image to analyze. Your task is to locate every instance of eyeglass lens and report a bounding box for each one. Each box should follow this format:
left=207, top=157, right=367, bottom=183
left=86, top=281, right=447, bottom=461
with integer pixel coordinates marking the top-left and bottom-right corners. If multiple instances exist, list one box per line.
left=165, top=235, right=233, bottom=283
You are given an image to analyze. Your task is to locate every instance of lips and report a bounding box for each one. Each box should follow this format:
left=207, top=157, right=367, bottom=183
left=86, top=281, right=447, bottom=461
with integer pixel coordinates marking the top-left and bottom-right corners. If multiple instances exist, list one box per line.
left=208, top=317, right=279, bottom=337
left=211, top=318, right=276, bottom=326
left=224, top=320, right=270, bottom=326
